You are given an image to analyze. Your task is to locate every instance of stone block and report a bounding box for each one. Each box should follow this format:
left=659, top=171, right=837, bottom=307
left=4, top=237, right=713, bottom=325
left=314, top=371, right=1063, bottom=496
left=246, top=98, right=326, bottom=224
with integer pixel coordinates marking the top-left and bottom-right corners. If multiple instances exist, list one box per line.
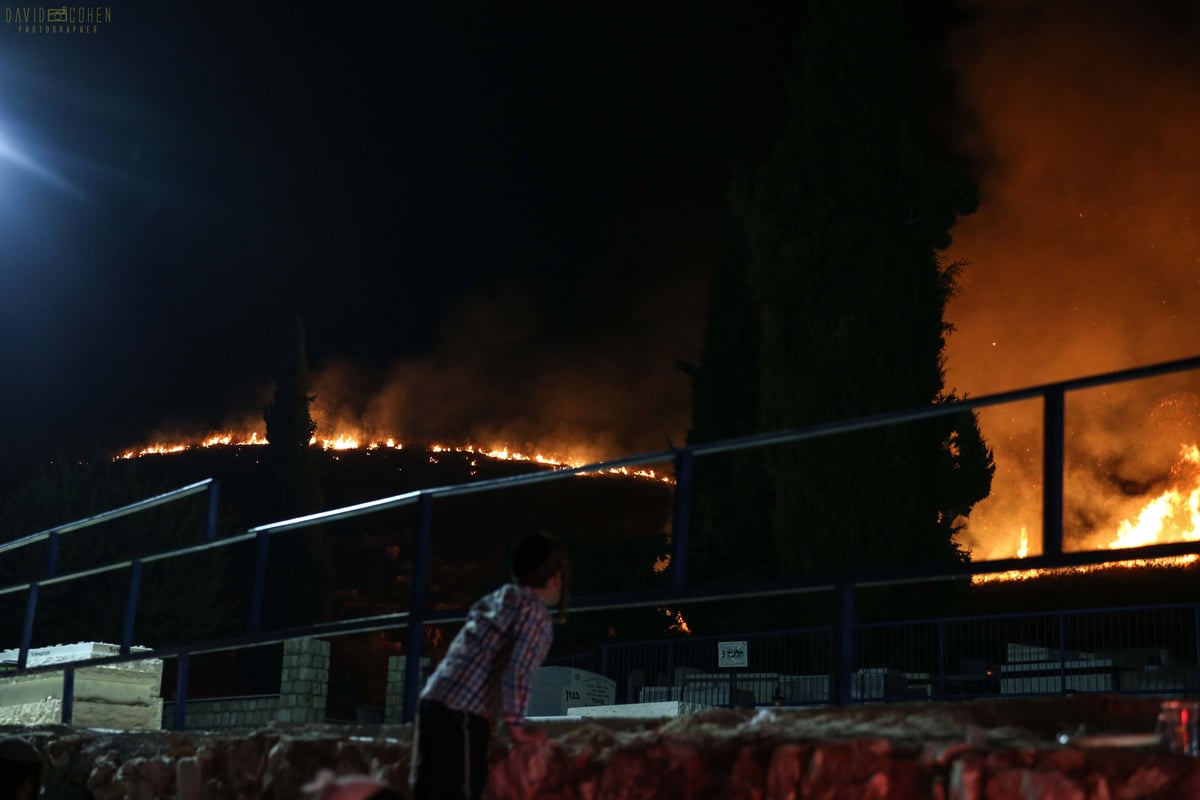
left=562, top=701, right=709, bottom=718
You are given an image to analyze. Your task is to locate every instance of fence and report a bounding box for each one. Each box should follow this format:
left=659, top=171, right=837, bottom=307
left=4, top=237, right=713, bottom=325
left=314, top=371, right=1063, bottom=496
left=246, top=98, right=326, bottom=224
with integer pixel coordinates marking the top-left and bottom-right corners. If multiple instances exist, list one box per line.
left=548, top=601, right=1200, bottom=707
left=2, top=354, right=1200, bottom=727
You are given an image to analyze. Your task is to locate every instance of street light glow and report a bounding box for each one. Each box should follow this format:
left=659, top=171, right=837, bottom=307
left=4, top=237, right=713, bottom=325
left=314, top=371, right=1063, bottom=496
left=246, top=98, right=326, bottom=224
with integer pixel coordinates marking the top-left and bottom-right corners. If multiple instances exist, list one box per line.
left=0, top=121, right=79, bottom=196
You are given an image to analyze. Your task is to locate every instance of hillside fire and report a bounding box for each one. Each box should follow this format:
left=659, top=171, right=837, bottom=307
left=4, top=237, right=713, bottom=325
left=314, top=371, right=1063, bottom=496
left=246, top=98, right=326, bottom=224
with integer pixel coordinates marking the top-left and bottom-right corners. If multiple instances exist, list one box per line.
left=115, top=431, right=673, bottom=484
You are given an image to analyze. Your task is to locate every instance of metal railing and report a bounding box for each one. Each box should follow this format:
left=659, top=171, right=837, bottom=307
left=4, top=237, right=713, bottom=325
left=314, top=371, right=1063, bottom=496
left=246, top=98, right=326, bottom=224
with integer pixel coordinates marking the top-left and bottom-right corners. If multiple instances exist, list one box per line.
left=548, top=601, right=1200, bottom=706
left=2, top=354, right=1200, bottom=727
left=0, top=478, right=218, bottom=678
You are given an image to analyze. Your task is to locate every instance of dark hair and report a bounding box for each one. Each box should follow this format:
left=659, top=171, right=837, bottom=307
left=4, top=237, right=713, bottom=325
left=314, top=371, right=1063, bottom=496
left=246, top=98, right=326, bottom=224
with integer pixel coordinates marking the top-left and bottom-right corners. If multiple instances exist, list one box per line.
left=511, top=533, right=567, bottom=587
left=511, top=533, right=571, bottom=624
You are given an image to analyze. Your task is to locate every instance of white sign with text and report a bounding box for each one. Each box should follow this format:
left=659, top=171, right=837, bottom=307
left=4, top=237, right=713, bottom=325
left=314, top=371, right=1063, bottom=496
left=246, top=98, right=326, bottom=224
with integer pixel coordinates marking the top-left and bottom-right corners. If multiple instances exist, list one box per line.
left=718, top=640, right=748, bottom=668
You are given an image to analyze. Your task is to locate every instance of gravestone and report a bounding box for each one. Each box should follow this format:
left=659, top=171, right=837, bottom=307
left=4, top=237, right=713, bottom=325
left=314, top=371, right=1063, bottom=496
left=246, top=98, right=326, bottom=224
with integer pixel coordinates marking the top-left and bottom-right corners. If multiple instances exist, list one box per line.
left=527, top=666, right=615, bottom=717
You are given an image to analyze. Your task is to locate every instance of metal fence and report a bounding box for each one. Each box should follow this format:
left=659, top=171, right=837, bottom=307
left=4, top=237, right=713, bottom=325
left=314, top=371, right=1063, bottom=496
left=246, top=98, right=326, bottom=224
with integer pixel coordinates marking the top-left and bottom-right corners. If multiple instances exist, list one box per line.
left=3, top=354, right=1200, bottom=726
left=549, top=602, right=1200, bottom=706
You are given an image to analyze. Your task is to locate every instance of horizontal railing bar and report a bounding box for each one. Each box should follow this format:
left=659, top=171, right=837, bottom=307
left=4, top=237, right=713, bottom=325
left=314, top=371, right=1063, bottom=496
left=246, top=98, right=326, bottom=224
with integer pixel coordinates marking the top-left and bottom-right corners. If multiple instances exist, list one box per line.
left=691, top=354, right=1200, bottom=458
left=142, top=531, right=259, bottom=563
left=0, top=531, right=261, bottom=599
left=855, top=599, right=1200, bottom=629
left=248, top=490, right=424, bottom=534
left=0, top=479, right=214, bottom=555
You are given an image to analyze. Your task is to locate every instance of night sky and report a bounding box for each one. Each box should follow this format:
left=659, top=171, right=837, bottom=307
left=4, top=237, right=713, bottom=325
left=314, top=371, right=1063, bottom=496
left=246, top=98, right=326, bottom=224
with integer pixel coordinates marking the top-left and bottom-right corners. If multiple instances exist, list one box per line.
left=0, top=1, right=817, bottom=465
left=5, top=1, right=1200, bottom=561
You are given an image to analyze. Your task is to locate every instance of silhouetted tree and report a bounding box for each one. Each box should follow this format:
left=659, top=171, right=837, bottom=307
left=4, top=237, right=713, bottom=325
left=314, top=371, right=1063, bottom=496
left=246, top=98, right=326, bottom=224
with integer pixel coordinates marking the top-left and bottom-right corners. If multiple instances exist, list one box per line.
left=263, top=316, right=321, bottom=520
left=688, top=1, right=994, bottom=620
left=682, top=227, right=774, bottom=588
left=260, top=316, right=331, bottom=628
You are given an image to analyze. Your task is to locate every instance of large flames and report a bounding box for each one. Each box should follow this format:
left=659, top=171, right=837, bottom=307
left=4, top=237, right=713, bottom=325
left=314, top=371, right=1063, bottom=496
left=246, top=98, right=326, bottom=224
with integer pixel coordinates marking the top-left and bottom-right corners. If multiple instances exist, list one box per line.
left=115, top=431, right=673, bottom=483
left=972, top=443, right=1200, bottom=584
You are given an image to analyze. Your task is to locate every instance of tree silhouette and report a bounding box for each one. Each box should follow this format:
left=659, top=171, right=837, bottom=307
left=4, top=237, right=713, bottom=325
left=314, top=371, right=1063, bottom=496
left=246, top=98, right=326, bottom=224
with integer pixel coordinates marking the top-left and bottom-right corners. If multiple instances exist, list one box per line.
left=263, top=316, right=321, bottom=520
left=688, top=1, right=993, bottom=619
left=260, top=316, right=330, bottom=628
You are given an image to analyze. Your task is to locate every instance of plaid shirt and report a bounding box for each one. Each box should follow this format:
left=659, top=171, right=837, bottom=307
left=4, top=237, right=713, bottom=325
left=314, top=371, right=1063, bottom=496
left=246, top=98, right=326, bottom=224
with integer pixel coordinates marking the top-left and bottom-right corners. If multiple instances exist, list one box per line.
left=421, top=583, right=553, bottom=727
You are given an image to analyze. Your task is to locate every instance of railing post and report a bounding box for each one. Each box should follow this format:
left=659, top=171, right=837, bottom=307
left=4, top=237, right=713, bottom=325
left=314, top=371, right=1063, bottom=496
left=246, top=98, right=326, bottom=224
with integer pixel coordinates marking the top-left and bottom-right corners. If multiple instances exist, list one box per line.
left=403, top=492, right=435, bottom=724
left=18, top=583, right=38, bottom=670
left=1043, top=388, right=1065, bottom=558
left=670, top=450, right=694, bottom=590
left=61, top=667, right=74, bottom=725
left=936, top=620, right=946, bottom=700
left=249, top=531, right=270, bottom=634
left=1193, top=606, right=1200, bottom=692
left=1059, top=612, right=1068, bottom=695
left=121, top=560, right=144, bottom=654
left=205, top=481, right=220, bottom=541
left=45, top=530, right=59, bottom=578
left=173, top=653, right=190, bottom=730
left=831, top=583, right=856, bottom=706
left=666, top=641, right=675, bottom=696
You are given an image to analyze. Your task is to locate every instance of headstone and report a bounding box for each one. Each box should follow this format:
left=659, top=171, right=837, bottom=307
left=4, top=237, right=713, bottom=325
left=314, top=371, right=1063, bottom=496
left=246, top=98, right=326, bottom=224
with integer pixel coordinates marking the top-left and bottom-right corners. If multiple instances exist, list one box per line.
left=527, top=666, right=615, bottom=717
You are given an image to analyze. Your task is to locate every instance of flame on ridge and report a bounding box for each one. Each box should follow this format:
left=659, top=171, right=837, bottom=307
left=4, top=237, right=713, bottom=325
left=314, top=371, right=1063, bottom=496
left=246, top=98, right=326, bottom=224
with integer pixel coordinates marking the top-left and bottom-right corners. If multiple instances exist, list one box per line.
left=974, top=443, right=1200, bottom=584
left=115, top=431, right=673, bottom=484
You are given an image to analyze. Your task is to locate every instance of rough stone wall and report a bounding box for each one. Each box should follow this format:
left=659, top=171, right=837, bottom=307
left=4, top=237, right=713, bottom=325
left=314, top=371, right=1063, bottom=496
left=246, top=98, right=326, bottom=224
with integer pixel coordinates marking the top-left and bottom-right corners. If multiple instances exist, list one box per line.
left=383, top=656, right=430, bottom=724
left=278, top=638, right=330, bottom=724
left=162, top=696, right=280, bottom=730
left=11, top=696, right=1200, bottom=799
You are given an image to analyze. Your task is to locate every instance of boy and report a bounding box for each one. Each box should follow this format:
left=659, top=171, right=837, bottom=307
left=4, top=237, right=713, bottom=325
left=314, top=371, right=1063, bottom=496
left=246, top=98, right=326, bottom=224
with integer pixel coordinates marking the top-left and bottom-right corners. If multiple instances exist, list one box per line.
left=411, top=532, right=568, bottom=800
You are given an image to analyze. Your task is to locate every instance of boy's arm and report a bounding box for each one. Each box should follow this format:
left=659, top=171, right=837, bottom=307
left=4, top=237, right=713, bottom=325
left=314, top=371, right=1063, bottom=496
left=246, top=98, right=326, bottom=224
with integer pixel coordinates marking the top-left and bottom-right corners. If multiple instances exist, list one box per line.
left=500, top=602, right=553, bottom=730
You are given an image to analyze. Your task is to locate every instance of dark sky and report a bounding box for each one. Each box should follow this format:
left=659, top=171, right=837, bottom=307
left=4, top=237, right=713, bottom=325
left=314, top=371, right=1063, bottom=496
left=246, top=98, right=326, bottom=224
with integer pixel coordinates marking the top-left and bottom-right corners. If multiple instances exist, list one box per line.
left=0, top=1, right=831, bottom=465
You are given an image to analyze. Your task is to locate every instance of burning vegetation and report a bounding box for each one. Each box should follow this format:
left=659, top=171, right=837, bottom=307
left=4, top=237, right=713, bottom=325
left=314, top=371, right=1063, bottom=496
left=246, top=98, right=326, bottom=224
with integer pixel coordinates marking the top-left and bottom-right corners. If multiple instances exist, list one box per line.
left=115, top=431, right=672, bottom=484
left=972, top=443, right=1200, bottom=584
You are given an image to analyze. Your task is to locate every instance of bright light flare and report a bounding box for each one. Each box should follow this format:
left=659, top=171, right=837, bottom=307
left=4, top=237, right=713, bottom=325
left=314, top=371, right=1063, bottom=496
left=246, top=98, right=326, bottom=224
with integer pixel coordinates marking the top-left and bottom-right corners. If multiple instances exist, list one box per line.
left=0, top=122, right=79, bottom=196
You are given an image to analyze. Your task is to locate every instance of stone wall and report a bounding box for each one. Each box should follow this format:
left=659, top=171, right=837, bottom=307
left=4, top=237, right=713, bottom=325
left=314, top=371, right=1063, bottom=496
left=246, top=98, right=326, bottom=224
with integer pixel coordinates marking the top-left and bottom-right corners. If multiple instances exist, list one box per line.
left=10, top=696, right=1200, bottom=799
left=162, top=695, right=280, bottom=730
left=278, top=638, right=330, bottom=723
left=384, top=656, right=430, bottom=724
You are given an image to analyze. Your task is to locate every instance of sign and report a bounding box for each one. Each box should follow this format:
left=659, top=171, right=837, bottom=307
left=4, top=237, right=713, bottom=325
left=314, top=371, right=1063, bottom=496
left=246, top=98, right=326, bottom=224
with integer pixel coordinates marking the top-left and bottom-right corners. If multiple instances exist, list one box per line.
left=718, top=640, right=748, bottom=669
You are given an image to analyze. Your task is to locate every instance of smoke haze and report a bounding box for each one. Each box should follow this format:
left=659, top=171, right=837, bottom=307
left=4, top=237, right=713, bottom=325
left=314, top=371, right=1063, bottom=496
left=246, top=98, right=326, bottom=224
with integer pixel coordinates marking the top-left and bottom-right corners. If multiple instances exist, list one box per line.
left=944, top=1, right=1200, bottom=556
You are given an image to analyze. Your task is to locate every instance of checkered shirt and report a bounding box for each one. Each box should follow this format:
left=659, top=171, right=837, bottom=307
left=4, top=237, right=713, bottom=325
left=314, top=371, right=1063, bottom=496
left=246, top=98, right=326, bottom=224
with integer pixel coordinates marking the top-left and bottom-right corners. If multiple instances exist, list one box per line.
left=420, top=583, right=553, bottom=727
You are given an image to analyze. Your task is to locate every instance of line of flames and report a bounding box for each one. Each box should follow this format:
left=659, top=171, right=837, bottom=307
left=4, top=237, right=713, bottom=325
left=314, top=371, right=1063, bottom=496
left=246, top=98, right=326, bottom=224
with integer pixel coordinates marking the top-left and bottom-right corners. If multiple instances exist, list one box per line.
left=115, top=432, right=673, bottom=484
left=973, top=443, right=1200, bottom=583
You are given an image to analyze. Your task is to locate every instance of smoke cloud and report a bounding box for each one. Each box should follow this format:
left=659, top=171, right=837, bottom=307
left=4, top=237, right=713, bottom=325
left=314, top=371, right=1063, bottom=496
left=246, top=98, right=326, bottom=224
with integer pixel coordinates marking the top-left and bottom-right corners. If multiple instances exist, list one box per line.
left=944, top=1, right=1200, bottom=556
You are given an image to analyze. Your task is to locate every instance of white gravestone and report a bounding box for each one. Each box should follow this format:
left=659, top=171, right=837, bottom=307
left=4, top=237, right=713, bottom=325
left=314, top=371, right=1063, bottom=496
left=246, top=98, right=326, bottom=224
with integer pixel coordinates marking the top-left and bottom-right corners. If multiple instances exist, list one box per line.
left=527, top=666, right=615, bottom=717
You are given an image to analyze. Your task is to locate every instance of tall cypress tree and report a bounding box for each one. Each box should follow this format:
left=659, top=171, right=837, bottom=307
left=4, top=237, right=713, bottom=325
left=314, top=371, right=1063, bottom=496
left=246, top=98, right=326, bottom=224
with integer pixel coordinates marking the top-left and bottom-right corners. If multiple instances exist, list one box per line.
left=683, top=226, right=774, bottom=587
left=690, top=1, right=993, bottom=610
left=263, top=316, right=321, bottom=519
left=261, top=316, right=329, bottom=627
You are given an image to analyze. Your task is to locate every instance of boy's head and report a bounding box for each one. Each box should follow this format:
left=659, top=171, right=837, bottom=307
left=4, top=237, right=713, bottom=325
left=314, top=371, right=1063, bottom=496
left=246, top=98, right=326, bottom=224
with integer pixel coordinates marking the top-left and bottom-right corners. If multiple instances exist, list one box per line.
left=511, top=533, right=570, bottom=623
left=511, top=532, right=567, bottom=588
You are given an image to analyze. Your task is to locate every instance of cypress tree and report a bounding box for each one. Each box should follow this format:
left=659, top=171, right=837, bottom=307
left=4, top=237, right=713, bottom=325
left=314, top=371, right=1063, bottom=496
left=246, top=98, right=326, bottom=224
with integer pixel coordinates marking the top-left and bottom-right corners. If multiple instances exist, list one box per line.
left=689, top=1, right=993, bottom=616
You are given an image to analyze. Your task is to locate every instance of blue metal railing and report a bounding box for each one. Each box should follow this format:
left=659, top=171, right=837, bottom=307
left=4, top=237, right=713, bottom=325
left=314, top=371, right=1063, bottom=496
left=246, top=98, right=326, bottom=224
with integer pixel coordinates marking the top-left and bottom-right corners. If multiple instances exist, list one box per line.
left=3, top=354, right=1200, bottom=726
left=548, top=601, right=1200, bottom=705
left=0, top=478, right=219, bottom=670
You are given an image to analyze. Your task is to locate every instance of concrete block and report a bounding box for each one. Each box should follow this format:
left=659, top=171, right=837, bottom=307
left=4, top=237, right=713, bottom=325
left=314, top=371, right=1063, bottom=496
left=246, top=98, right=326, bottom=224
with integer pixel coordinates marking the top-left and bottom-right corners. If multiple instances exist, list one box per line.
left=563, top=701, right=709, bottom=718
